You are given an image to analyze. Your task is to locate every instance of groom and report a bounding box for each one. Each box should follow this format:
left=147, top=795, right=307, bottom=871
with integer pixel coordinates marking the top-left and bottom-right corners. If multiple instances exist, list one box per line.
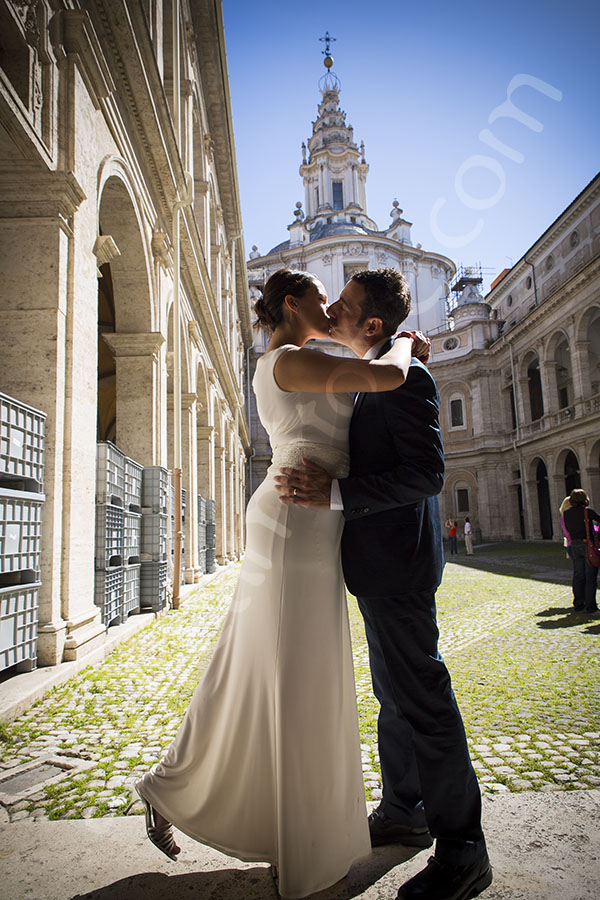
left=275, top=269, right=492, bottom=900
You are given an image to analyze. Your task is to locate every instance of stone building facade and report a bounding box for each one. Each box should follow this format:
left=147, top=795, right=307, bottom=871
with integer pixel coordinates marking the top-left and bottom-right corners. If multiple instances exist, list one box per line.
left=0, top=0, right=252, bottom=666
left=429, top=174, right=600, bottom=542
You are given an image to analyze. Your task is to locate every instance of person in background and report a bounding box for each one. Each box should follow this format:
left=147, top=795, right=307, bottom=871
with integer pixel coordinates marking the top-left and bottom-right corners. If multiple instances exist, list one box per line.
left=562, top=489, right=600, bottom=614
left=559, top=496, right=572, bottom=559
left=464, top=517, right=473, bottom=555
left=445, top=519, right=458, bottom=555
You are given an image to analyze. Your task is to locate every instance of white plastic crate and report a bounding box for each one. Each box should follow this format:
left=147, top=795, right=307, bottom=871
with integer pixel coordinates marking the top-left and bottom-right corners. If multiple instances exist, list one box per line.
left=206, top=499, right=216, bottom=524
left=205, top=547, right=216, bottom=574
left=122, top=564, right=141, bottom=617
left=0, top=488, right=44, bottom=576
left=0, top=581, right=40, bottom=672
left=95, top=503, right=124, bottom=569
left=94, top=567, right=123, bottom=626
left=96, top=442, right=125, bottom=506
left=0, top=392, right=46, bottom=491
left=141, top=513, right=168, bottom=561
left=123, top=511, right=142, bottom=564
left=140, top=560, right=167, bottom=612
left=142, top=466, right=169, bottom=514
left=124, top=457, right=143, bottom=511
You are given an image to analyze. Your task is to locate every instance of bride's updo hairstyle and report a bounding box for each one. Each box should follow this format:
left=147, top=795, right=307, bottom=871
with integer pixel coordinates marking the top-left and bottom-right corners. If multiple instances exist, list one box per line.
left=253, top=268, right=317, bottom=331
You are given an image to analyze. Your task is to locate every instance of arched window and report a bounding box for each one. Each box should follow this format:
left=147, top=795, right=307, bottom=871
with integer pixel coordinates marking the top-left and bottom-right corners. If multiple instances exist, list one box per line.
left=527, top=357, right=544, bottom=421
left=554, top=336, right=572, bottom=409
left=448, top=392, right=466, bottom=430
left=455, top=485, right=470, bottom=513
left=564, top=450, right=581, bottom=495
left=535, top=458, right=553, bottom=539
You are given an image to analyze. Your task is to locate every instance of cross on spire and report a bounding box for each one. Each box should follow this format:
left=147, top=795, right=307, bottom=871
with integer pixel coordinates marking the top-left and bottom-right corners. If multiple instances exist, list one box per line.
left=319, top=31, right=336, bottom=57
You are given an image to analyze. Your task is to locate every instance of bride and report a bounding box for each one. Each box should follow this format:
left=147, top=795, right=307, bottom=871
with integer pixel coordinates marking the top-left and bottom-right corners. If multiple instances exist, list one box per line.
left=134, top=268, right=425, bottom=899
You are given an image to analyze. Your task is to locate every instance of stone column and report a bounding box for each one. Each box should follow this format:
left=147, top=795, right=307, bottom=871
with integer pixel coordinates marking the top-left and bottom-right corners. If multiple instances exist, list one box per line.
left=214, top=445, right=227, bottom=563
left=524, top=476, right=541, bottom=539
left=226, top=457, right=235, bottom=560
left=540, top=360, right=559, bottom=416
left=102, top=333, right=165, bottom=466
left=181, top=392, right=199, bottom=583
left=585, top=463, right=600, bottom=509
left=572, top=339, right=592, bottom=402
left=197, top=424, right=215, bottom=502
left=0, top=171, right=107, bottom=665
left=550, top=471, right=566, bottom=540
left=517, top=375, right=531, bottom=425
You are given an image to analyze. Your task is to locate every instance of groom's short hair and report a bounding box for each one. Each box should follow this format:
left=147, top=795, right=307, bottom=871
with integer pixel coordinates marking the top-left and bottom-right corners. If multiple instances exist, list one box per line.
left=351, top=268, right=411, bottom=336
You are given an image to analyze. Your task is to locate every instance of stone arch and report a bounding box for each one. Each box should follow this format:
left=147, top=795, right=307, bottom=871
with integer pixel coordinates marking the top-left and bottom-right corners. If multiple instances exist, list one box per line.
left=97, top=159, right=155, bottom=331
left=545, top=329, right=573, bottom=409
left=195, top=357, right=213, bottom=501
left=444, top=469, right=477, bottom=518
left=575, top=304, right=600, bottom=395
left=520, top=349, right=544, bottom=422
left=555, top=447, right=581, bottom=496
left=96, top=165, right=159, bottom=464
left=529, top=455, right=553, bottom=539
left=586, top=438, right=600, bottom=507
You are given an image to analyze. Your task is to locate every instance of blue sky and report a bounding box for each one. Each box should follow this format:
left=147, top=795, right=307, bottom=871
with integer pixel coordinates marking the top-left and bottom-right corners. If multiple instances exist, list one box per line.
left=222, top=0, right=599, bottom=292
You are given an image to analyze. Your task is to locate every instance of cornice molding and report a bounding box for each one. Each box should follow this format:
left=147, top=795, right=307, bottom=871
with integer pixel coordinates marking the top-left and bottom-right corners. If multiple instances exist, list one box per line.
left=55, top=9, right=115, bottom=110
left=0, top=169, right=86, bottom=218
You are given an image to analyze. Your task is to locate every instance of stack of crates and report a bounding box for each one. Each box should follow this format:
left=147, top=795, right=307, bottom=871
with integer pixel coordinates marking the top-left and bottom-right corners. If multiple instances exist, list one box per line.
left=0, top=392, right=46, bottom=673
left=197, top=495, right=207, bottom=574
left=122, top=455, right=143, bottom=617
left=169, top=482, right=186, bottom=585
left=95, top=442, right=125, bottom=626
left=141, top=467, right=169, bottom=611
left=206, top=498, right=216, bottom=573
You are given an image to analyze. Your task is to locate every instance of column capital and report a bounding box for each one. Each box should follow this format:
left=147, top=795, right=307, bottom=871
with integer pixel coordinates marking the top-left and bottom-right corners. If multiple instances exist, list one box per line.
left=181, top=392, right=197, bottom=411
left=197, top=424, right=215, bottom=439
left=215, top=445, right=226, bottom=458
left=93, top=234, right=120, bottom=267
left=102, top=332, right=165, bottom=358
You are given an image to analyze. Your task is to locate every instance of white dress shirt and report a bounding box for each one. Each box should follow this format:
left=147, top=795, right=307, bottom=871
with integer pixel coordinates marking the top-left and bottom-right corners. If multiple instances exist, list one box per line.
left=330, top=338, right=389, bottom=510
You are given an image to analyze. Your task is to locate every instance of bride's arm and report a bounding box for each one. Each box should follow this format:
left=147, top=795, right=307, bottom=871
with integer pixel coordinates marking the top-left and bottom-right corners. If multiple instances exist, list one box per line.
left=273, top=336, right=417, bottom=394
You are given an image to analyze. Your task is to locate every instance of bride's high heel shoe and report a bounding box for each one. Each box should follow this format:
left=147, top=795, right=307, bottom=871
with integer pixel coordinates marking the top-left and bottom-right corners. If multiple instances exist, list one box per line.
left=129, top=785, right=181, bottom=861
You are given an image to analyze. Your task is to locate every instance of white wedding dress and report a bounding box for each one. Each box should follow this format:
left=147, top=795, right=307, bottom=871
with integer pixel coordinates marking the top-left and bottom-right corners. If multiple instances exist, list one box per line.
left=137, top=345, right=370, bottom=898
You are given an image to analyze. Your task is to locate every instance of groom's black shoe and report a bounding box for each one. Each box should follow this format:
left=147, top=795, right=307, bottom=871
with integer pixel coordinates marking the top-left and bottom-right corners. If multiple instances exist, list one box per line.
left=397, top=853, right=493, bottom=899
left=368, top=807, right=433, bottom=848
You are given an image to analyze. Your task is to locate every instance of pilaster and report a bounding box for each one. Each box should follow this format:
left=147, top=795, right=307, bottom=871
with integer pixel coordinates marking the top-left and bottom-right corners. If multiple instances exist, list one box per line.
left=102, top=332, right=165, bottom=466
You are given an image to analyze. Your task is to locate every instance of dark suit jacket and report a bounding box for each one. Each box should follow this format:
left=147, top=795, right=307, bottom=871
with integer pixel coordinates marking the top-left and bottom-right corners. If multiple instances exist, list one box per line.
left=339, top=343, right=445, bottom=598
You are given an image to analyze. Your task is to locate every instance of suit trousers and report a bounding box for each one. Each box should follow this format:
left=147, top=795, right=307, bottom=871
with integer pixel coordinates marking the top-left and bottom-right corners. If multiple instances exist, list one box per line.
left=358, top=590, right=486, bottom=866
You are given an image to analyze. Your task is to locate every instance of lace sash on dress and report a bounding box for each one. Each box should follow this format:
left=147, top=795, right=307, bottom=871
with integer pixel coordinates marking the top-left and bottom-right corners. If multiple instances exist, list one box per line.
left=270, top=441, right=350, bottom=480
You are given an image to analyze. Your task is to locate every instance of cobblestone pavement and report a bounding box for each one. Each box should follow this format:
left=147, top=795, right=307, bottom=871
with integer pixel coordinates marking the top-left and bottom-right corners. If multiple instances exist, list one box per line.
left=1, top=543, right=599, bottom=823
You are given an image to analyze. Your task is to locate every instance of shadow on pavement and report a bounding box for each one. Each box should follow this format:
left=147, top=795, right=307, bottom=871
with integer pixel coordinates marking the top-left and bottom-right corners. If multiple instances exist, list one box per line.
left=535, top=606, right=597, bottom=629
left=71, top=869, right=277, bottom=900
left=70, top=846, right=419, bottom=900
left=446, top=547, right=571, bottom=586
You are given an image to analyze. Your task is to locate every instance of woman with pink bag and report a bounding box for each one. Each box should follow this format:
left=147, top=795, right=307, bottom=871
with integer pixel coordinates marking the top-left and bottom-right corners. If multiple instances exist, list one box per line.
left=562, top=488, right=600, bottom=613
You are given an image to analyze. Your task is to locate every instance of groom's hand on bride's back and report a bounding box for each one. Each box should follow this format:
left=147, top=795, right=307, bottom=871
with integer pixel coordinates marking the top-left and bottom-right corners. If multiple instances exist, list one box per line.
left=274, top=458, right=332, bottom=508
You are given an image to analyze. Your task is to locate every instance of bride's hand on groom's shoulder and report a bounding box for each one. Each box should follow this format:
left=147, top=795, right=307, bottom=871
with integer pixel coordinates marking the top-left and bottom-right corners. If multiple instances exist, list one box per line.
left=274, top=458, right=332, bottom=508
left=398, top=329, right=431, bottom=364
